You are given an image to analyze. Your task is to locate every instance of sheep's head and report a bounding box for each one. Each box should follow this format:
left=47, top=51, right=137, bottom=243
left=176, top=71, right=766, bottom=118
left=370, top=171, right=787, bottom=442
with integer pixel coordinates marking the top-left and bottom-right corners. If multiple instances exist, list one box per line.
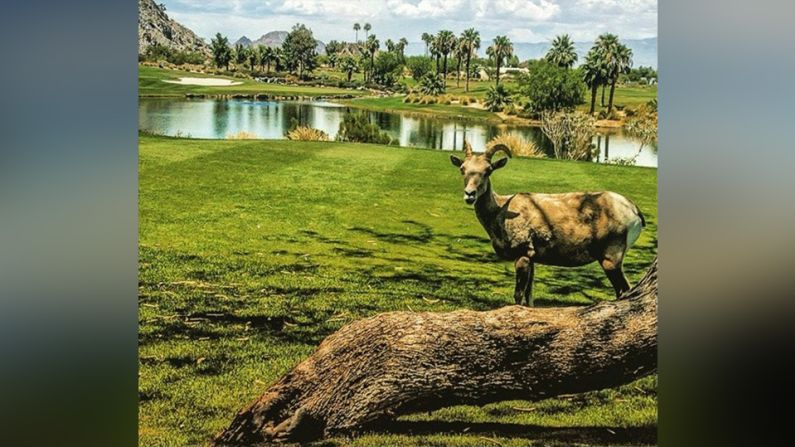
left=450, top=141, right=511, bottom=205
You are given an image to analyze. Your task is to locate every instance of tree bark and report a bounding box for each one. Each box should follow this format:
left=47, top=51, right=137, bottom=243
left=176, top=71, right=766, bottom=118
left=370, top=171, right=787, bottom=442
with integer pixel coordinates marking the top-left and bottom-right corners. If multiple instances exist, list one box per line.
left=608, top=77, right=617, bottom=113
left=590, top=83, right=598, bottom=114
left=465, top=53, right=471, bottom=92
left=216, top=260, right=657, bottom=445
left=601, top=83, right=606, bottom=106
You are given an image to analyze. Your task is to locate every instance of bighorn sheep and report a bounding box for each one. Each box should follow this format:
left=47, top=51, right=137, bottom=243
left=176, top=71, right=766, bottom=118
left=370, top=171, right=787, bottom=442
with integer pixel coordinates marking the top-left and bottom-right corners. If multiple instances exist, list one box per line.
left=450, top=141, right=645, bottom=305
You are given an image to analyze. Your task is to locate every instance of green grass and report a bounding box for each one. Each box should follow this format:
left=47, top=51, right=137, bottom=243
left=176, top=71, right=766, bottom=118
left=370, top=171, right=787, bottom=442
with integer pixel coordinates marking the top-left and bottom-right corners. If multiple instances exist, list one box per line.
left=578, top=85, right=658, bottom=113
left=139, top=65, right=365, bottom=98
left=340, top=94, right=500, bottom=122
left=139, top=136, right=657, bottom=446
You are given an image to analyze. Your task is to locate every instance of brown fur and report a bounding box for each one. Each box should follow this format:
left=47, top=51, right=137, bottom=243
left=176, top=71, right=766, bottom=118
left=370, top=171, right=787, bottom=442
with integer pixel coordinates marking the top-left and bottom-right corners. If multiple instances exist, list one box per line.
left=451, top=142, right=644, bottom=305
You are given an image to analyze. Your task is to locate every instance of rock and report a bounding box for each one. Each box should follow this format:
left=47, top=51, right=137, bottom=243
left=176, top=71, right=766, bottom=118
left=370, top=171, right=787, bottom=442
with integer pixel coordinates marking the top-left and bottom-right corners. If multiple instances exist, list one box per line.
left=138, top=0, right=210, bottom=56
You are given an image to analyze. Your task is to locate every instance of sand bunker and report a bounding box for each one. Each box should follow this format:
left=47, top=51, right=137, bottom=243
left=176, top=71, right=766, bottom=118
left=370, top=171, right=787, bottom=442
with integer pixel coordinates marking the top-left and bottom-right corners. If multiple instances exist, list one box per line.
left=163, top=77, right=243, bottom=86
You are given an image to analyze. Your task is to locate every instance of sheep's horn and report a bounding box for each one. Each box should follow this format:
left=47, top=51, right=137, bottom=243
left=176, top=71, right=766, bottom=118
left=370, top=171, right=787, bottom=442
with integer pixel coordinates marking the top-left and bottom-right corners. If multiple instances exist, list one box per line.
left=485, top=143, right=512, bottom=161
left=463, top=140, right=473, bottom=158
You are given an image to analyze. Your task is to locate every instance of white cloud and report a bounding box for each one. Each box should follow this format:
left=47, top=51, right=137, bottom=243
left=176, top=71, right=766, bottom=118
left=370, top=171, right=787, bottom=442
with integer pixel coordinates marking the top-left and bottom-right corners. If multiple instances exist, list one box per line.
left=475, top=0, right=560, bottom=20
left=161, top=0, right=656, bottom=43
left=276, top=0, right=367, bottom=17
left=386, top=0, right=466, bottom=18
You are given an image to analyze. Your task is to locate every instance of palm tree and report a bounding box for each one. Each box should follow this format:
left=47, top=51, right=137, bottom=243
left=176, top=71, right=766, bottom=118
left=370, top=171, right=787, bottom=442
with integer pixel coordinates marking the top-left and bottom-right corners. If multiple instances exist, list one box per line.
left=210, top=33, right=232, bottom=71
left=454, top=38, right=468, bottom=88
left=364, top=23, right=371, bottom=41
left=339, top=56, right=358, bottom=82
left=487, top=35, right=513, bottom=86
left=421, top=32, right=433, bottom=56
left=365, top=34, right=379, bottom=82
left=398, top=37, right=408, bottom=60
left=595, top=33, right=618, bottom=106
left=260, top=46, right=274, bottom=73
left=435, top=30, right=456, bottom=87
left=582, top=47, right=605, bottom=114
left=595, top=33, right=633, bottom=113
left=607, top=44, right=632, bottom=112
left=460, top=28, right=480, bottom=92
left=385, top=39, right=395, bottom=53
left=248, top=47, right=258, bottom=70
left=353, top=23, right=360, bottom=42
left=545, top=34, right=578, bottom=69
left=429, top=35, right=441, bottom=73
left=234, top=44, right=248, bottom=70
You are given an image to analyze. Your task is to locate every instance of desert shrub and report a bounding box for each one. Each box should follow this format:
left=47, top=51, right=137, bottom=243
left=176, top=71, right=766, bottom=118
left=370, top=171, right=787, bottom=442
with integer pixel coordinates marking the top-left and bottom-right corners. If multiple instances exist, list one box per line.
left=143, top=44, right=205, bottom=65
left=403, top=95, right=415, bottom=103
left=460, top=96, right=470, bottom=106
left=336, top=112, right=392, bottom=144
left=419, top=73, right=446, bottom=96
left=285, top=126, right=330, bottom=141
left=420, top=95, right=437, bottom=104
left=487, top=133, right=544, bottom=158
left=541, top=112, right=596, bottom=160
left=624, top=111, right=658, bottom=151
left=226, top=131, right=258, bottom=140
left=484, top=84, right=513, bottom=112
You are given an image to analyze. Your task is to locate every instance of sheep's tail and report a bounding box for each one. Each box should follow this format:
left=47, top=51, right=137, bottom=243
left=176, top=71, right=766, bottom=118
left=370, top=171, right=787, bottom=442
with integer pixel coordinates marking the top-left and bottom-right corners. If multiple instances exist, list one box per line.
left=636, top=205, right=646, bottom=228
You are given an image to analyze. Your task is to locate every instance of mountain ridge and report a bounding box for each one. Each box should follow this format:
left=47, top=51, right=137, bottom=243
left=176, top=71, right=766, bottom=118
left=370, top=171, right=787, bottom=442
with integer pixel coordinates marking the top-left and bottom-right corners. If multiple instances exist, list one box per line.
left=138, top=0, right=209, bottom=56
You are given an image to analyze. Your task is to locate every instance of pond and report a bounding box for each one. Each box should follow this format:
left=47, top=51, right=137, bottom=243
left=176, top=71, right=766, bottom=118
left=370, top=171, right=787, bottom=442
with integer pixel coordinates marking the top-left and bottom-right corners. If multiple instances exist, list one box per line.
left=138, top=98, right=657, bottom=167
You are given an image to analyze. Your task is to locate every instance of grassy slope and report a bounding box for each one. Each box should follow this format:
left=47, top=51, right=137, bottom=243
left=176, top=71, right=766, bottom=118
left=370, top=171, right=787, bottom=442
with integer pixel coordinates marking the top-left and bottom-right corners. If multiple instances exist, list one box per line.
left=139, top=66, right=365, bottom=98
left=139, top=136, right=657, bottom=446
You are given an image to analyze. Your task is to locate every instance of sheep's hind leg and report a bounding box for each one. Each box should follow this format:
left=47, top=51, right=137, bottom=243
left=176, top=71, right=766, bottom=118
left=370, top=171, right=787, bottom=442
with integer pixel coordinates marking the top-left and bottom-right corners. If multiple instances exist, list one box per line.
left=600, top=253, right=630, bottom=298
left=514, top=256, right=533, bottom=306
left=523, top=261, right=535, bottom=306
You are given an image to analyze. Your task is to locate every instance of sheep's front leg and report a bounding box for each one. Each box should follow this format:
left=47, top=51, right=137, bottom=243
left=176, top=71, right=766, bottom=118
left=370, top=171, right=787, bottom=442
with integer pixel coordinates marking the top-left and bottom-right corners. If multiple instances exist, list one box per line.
left=514, top=256, right=532, bottom=305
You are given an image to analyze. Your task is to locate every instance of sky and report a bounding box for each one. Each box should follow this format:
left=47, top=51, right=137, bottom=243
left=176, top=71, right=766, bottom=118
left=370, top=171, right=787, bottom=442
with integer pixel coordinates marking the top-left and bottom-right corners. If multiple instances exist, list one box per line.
left=163, top=0, right=657, bottom=45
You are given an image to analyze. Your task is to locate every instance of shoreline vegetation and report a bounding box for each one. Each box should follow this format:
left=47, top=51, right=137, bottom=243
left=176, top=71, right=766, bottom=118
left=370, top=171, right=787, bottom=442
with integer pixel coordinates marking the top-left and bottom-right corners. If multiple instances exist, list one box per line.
left=140, top=65, right=656, bottom=128
left=139, top=135, right=657, bottom=446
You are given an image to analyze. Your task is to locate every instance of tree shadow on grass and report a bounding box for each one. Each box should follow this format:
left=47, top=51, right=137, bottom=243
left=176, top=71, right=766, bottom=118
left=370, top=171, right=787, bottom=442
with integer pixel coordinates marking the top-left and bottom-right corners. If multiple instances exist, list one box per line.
left=369, top=421, right=656, bottom=445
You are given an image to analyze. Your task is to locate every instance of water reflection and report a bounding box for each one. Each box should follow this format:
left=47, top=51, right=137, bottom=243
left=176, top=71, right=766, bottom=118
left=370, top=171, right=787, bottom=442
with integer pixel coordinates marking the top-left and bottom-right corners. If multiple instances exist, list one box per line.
left=139, top=98, right=657, bottom=167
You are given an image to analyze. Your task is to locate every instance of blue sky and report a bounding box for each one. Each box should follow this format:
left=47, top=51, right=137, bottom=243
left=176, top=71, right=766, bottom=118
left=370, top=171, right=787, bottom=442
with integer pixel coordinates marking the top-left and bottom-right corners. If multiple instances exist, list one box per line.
left=163, top=0, right=656, bottom=44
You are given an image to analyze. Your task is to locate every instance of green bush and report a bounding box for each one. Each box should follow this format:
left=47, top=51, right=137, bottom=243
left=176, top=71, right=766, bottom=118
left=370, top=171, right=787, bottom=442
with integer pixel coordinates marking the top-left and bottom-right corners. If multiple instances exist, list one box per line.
left=406, top=56, right=435, bottom=81
left=336, top=112, right=392, bottom=145
left=419, top=73, right=446, bottom=96
left=371, top=52, right=403, bottom=87
left=484, top=84, right=513, bottom=112
left=518, top=60, right=585, bottom=113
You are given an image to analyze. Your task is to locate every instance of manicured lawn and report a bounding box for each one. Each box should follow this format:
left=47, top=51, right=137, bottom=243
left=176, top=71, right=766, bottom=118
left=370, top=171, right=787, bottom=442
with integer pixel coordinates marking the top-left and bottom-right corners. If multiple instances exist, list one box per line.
left=139, top=65, right=366, bottom=98
left=340, top=95, right=500, bottom=122
left=139, top=136, right=657, bottom=446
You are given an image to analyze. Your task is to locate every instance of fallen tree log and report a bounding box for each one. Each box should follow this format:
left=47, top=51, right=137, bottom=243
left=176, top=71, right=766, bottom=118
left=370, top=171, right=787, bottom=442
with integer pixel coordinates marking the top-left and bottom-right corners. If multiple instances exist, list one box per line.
left=216, top=259, right=657, bottom=445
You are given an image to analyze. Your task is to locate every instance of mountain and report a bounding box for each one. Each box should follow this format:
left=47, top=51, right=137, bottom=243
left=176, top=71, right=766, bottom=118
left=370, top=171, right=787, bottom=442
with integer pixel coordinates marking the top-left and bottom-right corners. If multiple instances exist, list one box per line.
left=236, top=31, right=327, bottom=55
left=138, top=0, right=209, bottom=55
left=404, top=37, right=657, bottom=69
left=234, top=36, right=253, bottom=48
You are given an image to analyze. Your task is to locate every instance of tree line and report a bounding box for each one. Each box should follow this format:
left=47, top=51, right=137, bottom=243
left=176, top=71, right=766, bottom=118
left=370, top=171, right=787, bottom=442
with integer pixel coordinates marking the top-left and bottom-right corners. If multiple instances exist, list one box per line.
left=203, top=23, right=647, bottom=115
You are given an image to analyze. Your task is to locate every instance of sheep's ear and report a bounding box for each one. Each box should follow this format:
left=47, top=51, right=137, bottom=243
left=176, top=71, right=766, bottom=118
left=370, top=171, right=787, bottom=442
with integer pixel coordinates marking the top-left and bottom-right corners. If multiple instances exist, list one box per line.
left=450, top=155, right=463, bottom=167
left=492, top=157, right=509, bottom=170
